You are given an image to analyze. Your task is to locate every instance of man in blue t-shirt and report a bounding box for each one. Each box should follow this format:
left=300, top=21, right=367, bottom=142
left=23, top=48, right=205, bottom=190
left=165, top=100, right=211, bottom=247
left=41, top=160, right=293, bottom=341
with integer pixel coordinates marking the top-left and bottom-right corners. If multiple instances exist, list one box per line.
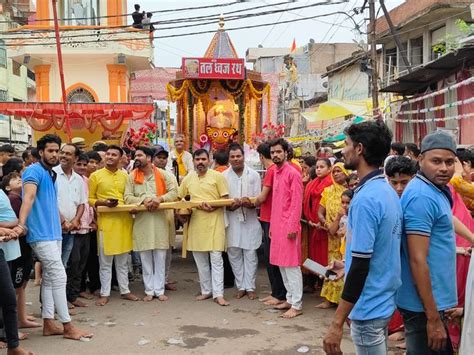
left=323, top=121, right=402, bottom=354
left=16, top=134, right=92, bottom=342
left=397, top=131, right=458, bottom=354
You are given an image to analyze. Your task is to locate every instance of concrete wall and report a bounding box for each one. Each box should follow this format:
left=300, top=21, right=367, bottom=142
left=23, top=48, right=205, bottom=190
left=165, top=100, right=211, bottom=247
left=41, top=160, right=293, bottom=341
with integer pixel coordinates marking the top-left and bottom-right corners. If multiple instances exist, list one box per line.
left=309, top=43, right=361, bottom=74
left=328, top=63, right=370, bottom=101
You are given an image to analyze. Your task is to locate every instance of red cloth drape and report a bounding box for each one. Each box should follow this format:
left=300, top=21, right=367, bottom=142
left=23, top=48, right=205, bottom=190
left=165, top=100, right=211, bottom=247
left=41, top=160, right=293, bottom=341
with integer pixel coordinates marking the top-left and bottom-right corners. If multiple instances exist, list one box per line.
left=303, top=174, right=333, bottom=265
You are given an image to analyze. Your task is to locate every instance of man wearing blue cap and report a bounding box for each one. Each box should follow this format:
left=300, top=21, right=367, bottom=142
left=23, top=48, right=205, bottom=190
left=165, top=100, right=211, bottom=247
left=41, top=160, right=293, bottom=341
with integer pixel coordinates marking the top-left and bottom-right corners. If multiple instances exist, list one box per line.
left=397, top=130, right=458, bottom=354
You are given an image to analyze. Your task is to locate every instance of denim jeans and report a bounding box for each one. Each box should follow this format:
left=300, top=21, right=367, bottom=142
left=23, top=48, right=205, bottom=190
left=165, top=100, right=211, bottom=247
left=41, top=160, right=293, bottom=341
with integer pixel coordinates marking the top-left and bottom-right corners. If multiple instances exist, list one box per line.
left=30, top=241, right=71, bottom=323
left=350, top=316, right=391, bottom=355
left=399, top=308, right=453, bottom=355
left=61, top=233, right=74, bottom=267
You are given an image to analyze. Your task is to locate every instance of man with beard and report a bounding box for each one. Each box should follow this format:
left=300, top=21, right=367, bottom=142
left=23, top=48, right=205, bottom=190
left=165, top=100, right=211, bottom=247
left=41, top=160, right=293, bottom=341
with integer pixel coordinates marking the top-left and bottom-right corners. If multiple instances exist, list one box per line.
left=53, top=144, right=85, bottom=267
left=323, top=121, right=402, bottom=354
left=178, top=149, right=230, bottom=306
left=256, top=138, right=303, bottom=319
left=16, top=134, right=92, bottom=341
left=223, top=143, right=262, bottom=300
left=124, top=146, right=178, bottom=301
left=167, top=134, right=193, bottom=182
left=397, top=131, right=459, bottom=354
left=88, top=145, right=138, bottom=306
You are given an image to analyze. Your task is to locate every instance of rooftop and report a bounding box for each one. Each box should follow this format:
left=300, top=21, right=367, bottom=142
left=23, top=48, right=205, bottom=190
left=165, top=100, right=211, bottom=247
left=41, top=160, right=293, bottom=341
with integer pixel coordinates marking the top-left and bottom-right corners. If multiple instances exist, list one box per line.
left=374, top=0, right=473, bottom=39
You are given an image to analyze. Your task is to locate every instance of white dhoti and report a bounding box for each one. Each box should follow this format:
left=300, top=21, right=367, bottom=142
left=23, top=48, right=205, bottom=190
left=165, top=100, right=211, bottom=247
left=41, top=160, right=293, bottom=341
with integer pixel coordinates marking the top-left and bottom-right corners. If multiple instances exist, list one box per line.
left=140, top=249, right=167, bottom=296
left=279, top=266, right=303, bottom=310
left=227, top=247, right=258, bottom=292
left=192, top=251, right=224, bottom=298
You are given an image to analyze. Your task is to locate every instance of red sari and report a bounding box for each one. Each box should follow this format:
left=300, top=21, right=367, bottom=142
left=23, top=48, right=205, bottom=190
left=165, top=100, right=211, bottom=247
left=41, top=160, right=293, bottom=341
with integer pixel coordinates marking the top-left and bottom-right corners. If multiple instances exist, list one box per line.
left=303, top=174, right=333, bottom=265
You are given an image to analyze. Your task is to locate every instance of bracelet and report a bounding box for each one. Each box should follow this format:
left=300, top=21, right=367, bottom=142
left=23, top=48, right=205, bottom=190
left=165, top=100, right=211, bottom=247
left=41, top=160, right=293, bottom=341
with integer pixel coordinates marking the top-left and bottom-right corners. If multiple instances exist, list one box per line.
left=17, top=224, right=26, bottom=231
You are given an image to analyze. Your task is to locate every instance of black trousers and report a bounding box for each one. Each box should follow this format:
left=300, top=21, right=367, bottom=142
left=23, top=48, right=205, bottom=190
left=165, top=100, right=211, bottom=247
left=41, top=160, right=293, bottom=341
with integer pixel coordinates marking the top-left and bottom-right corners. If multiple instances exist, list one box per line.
left=80, top=231, right=101, bottom=294
left=0, top=249, right=19, bottom=349
left=261, top=221, right=287, bottom=300
left=67, top=233, right=91, bottom=302
left=222, top=252, right=235, bottom=288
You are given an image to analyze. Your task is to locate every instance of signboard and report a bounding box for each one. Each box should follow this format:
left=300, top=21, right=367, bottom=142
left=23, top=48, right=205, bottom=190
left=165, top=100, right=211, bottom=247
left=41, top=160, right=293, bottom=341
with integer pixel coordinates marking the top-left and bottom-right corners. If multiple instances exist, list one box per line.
left=182, top=58, right=245, bottom=80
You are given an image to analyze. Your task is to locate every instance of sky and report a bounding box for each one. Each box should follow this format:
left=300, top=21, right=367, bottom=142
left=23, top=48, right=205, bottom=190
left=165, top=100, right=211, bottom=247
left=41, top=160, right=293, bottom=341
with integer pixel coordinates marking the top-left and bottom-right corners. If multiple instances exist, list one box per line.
left=127, top=0, right=405, bottom=68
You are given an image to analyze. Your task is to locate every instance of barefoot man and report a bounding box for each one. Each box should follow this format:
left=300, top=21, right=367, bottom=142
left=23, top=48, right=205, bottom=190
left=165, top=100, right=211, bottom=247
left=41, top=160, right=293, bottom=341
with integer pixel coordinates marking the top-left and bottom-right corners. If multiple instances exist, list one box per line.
left=223, top=143, right=262, bottom=300
left=124, top=146, right=178, bottom=302
left=89, top=145, right=138, bottom=306
left=258, top=138, right=304, bottom=319
left=17, top=134, right=92, bottom=341
left=178, top=149, right=230, bottom=306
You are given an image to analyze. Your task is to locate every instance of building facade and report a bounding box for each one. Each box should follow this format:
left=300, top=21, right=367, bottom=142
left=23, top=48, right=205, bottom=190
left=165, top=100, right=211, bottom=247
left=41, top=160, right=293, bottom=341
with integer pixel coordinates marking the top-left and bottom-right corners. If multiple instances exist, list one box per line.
left=5, top=0, right=153, bottom=146
left=375, top=0, right=474, bottom=145
left=0, top=2, right=34, bottom=148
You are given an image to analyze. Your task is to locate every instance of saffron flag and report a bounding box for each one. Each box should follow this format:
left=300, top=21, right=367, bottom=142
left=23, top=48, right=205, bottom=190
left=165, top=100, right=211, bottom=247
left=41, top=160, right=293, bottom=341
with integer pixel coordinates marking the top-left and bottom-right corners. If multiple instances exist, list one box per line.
left=290, top=38, right=297, bottom=53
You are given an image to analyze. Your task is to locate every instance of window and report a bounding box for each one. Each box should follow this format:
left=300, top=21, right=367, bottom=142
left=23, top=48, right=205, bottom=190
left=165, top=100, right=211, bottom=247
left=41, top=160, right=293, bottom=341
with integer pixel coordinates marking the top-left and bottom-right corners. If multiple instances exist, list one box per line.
left=27, top=69, right=35, bottom=81
left=12, top=61, right=21, bottom=76
left=385, top=47, right=397, bottom=79
left=410, top=36, right=423, bottom=66
left=398, top=42, right=409, bottom=73
left=0, top=90, right=8, bottom=101
left=67, top=87, right=96, bottom=103
left=0, top=40, right=6, bottom=68
left=60, top=0, right=100, bottom=26
left=431, top=26, right=446, bottom=59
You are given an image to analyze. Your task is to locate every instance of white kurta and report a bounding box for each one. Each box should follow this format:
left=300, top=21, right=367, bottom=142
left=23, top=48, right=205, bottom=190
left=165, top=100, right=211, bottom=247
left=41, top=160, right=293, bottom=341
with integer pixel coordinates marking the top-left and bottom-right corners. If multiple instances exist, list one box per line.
left=223, top=166, right=262, bottom=250
left=460, top=256, right=473, bottom=354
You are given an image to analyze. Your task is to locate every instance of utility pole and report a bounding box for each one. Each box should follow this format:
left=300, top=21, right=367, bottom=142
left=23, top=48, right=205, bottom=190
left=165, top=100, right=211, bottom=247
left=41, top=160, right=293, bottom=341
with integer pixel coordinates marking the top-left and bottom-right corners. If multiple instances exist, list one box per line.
left=368, top=0, right=380, bottom=119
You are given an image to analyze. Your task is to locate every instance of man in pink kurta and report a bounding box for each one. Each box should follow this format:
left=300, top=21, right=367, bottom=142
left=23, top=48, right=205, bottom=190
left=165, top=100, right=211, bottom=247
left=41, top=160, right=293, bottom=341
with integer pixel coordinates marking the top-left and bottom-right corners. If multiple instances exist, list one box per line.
left=268, top=138, right=304, bottom=318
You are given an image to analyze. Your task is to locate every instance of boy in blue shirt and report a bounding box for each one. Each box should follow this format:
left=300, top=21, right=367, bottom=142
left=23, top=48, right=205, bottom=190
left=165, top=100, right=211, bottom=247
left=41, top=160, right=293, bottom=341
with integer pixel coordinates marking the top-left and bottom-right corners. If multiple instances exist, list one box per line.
left=323, top=121, right=403, bottom=354
left=16, top=134, right=92, bottom=342
left=397, top=131, right=458, bottom=354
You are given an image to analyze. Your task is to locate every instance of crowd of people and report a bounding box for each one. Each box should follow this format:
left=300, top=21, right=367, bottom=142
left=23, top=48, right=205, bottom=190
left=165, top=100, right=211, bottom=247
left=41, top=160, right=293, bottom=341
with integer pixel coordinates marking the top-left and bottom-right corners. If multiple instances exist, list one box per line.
left=0, top=120, right=473, bottom=355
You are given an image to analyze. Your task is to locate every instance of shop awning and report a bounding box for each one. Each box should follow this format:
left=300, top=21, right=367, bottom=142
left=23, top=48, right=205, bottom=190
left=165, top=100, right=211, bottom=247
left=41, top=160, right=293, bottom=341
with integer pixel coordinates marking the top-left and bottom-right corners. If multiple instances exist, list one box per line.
left=0, top=102, right=155, bottom=133
left=302, top=99, right=371, bottom=122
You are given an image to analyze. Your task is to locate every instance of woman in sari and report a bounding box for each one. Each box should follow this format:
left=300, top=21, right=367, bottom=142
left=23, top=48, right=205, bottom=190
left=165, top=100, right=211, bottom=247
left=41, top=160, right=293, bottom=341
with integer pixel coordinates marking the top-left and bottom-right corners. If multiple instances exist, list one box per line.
left=451, top=150, right=474, bottom=212
left=303, top=158, right=333, bottom=279
left=316, top=162, right=349, bottom=308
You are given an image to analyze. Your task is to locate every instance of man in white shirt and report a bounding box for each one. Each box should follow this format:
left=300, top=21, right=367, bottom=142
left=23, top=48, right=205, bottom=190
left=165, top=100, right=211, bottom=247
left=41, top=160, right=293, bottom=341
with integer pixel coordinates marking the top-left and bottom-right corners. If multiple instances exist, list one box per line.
left=53, top=144, right=86, bottom=267
left=167, top=134, right=194, bottom=182
left=223, top=143, right=262, bottom=300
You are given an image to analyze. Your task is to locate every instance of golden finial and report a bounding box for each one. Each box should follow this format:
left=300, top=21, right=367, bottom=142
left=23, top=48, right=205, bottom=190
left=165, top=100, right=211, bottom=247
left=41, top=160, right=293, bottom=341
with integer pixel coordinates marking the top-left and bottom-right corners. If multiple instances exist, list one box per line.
left=218, top=14, right=225, bottom=31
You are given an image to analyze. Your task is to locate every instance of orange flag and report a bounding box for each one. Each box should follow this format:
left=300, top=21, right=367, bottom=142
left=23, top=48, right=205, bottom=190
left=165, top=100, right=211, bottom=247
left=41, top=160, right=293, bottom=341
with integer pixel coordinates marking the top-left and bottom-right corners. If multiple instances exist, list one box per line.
left=290, top=38, right=297, bottom=53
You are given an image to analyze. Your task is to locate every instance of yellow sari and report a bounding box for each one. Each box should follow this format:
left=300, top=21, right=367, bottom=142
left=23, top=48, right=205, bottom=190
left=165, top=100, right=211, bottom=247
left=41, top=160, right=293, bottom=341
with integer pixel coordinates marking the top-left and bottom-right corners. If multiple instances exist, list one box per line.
left=319, top=163, right=348, bottom=304
left=451, top=175, right=474, bottom=211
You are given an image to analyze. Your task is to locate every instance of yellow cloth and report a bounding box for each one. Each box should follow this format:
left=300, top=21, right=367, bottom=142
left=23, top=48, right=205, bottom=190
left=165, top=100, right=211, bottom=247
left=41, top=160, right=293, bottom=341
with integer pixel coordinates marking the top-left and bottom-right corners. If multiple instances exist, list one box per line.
left=176, top=151, right=187, bottom=177
left=178, top=170, right=229, bottom=253
left=88, top=168, right=133, bottom=256
left=124, top=169, right=178, bottom=252
left=451, top=175, right=474, bottom=211
left=318, top=164, right=349, bottom=304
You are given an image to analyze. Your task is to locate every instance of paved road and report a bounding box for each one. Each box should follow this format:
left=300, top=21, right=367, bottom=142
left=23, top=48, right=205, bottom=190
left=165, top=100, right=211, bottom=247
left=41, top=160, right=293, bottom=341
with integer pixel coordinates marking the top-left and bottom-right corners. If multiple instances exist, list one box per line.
left=20, top=244, right=401, bottom=354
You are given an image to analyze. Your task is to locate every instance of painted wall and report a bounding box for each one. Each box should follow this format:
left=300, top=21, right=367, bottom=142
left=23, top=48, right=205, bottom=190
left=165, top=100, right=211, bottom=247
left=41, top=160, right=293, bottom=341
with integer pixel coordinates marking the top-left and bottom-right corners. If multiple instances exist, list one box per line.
left=328, top=64, right=370, bottom=101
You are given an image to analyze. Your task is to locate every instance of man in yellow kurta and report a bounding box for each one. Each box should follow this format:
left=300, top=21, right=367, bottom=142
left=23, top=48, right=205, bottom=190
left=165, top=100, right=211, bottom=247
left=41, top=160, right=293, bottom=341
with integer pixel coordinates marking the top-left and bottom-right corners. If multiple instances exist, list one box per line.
left=178, top=149, right=230, bottom=306
left=124, top=146, right=178, bottom=302
left=88, top=145, right=138, bottom=306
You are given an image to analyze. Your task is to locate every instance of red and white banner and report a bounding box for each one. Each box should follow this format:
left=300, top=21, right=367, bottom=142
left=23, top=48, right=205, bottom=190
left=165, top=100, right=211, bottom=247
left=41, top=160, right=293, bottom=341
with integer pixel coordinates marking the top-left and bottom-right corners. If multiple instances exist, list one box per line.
left=182, top=58, right=245, bottom=80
